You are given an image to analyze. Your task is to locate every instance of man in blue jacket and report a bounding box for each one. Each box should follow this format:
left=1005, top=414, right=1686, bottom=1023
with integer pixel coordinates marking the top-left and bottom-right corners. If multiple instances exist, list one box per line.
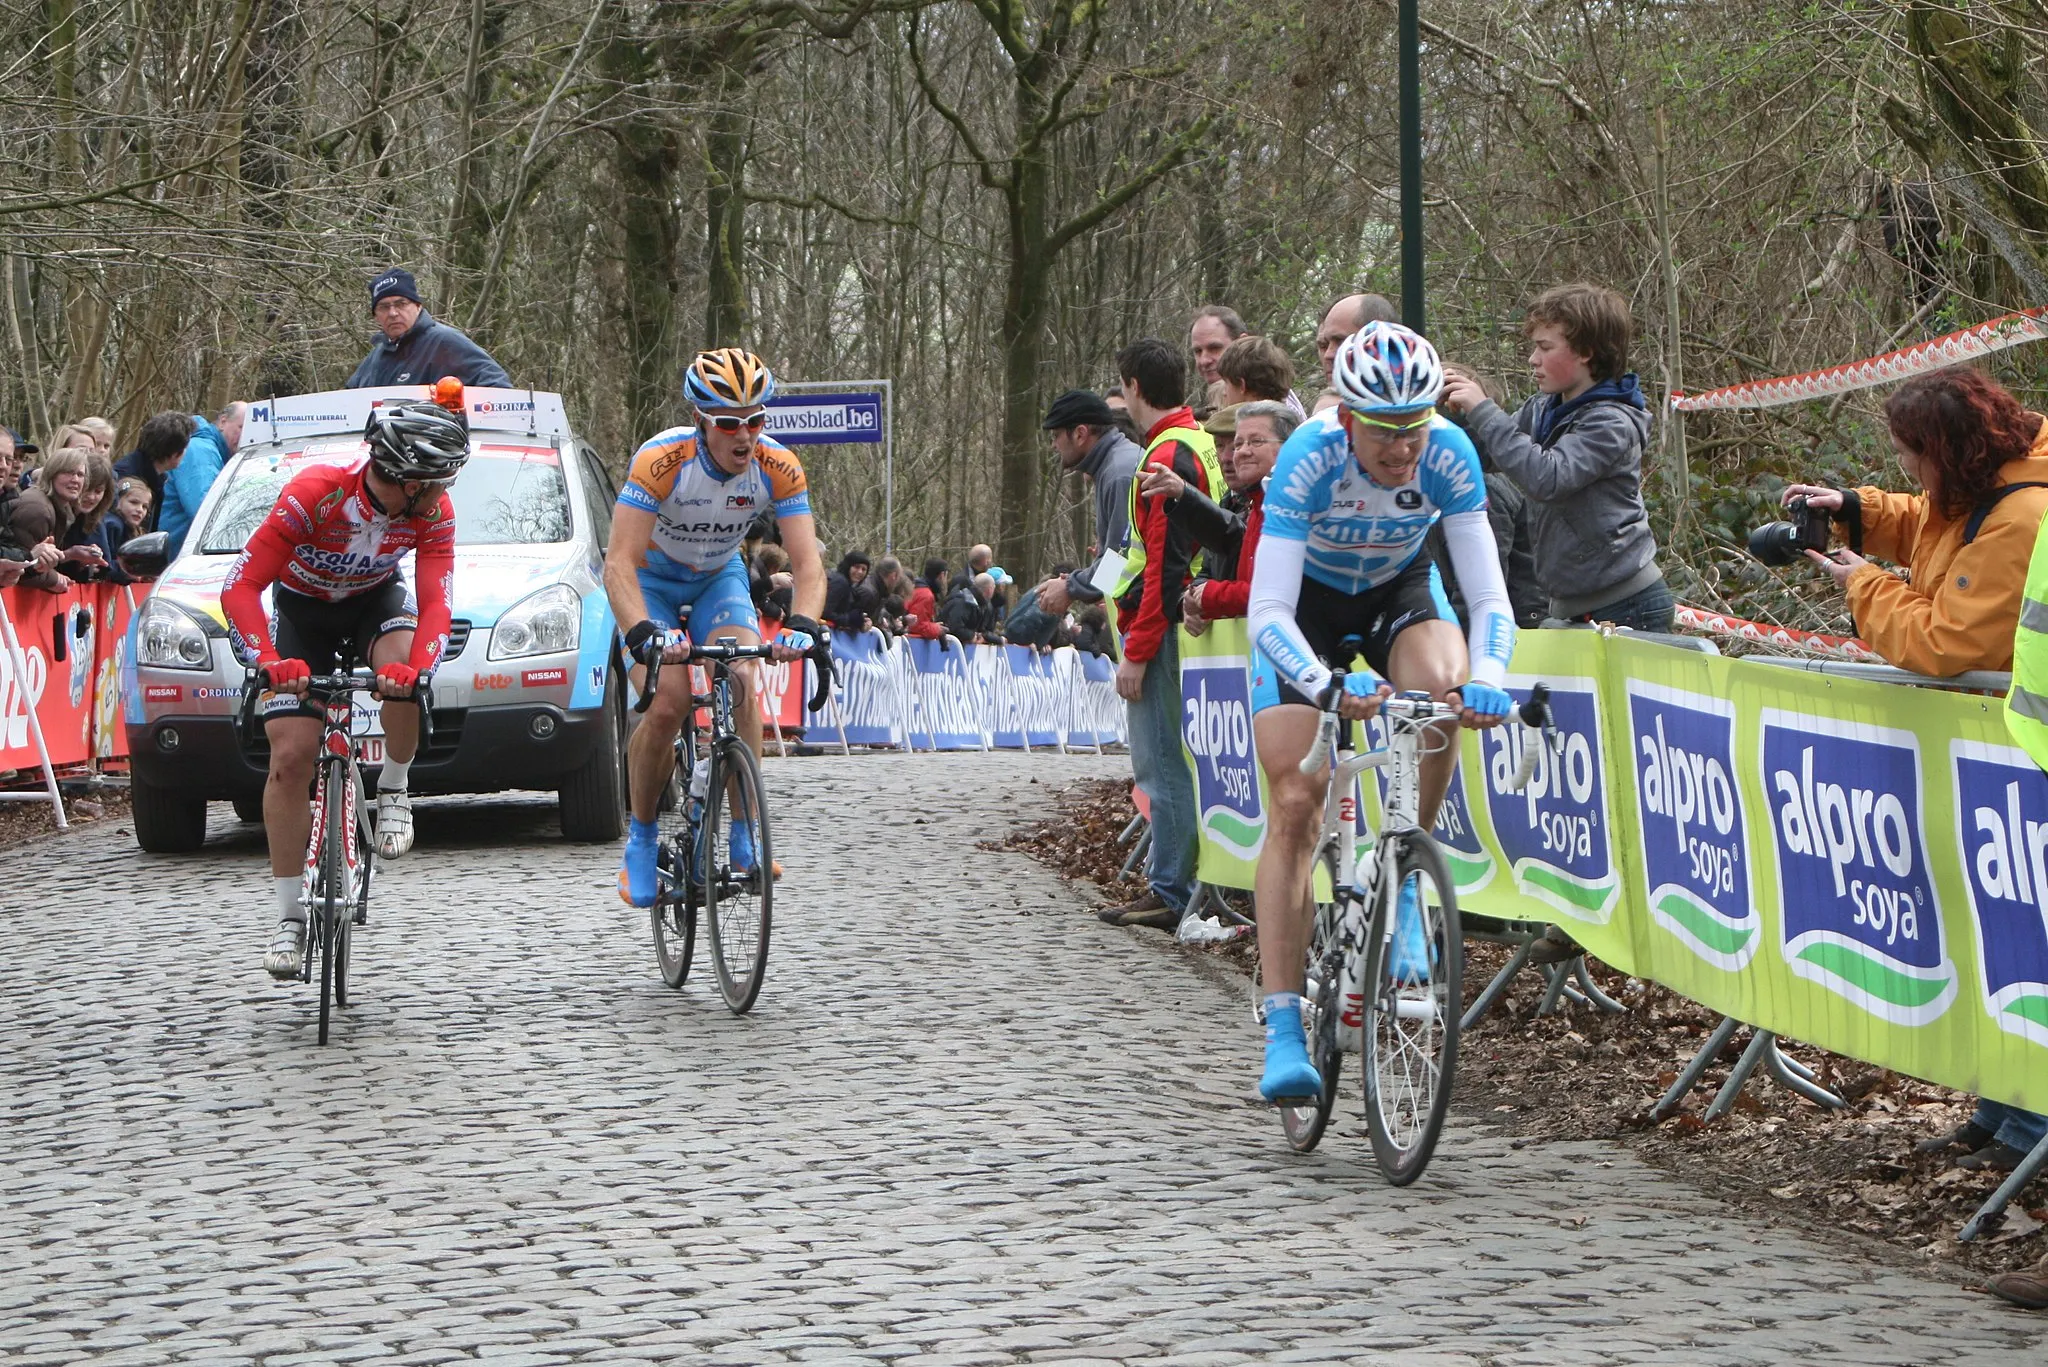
left=159, top=401, right=246, bottom=556
left=345, top=268, right=511, bottom=390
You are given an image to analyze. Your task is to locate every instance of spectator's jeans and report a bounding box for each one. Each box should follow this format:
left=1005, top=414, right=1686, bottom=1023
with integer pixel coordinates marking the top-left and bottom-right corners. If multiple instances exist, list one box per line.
left=1973, top=1099, right=2048, bottom=1152
left=1002, top=587, right=1060, bottom=648
left=1127, top=631, right=1197, bottom=912
left=1574, top=575, right=1676, bottom=632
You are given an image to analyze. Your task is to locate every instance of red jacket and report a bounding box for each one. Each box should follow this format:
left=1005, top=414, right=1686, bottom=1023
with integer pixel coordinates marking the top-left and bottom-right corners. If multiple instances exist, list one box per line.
left=903, top=583, right=945, bottom=639
left=1192, top=485, right=1264, bottom=620
left=1116, top=408, right=1214, bottom=663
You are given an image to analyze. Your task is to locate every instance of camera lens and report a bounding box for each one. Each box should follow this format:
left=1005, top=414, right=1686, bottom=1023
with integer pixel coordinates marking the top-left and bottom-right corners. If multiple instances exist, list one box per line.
left=1748, top=521, right=1805, bottom=567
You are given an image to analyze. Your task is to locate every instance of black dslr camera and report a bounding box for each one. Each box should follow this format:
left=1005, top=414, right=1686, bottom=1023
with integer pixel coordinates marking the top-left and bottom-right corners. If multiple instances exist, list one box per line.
left=1748, top=495, right=1832, bottom=567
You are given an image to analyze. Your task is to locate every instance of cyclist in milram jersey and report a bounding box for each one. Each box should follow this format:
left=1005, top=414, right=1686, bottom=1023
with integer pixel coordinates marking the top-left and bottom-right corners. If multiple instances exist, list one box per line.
left=221, top=400, right=470, bottom=981
left=605, top=348, right=828, bottom=907
left=1246, top=322, right=1518, bottom=1103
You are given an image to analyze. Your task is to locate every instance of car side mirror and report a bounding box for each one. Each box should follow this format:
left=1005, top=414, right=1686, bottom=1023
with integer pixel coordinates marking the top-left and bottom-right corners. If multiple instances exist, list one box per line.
left=118, top=531, right=172, bottom=581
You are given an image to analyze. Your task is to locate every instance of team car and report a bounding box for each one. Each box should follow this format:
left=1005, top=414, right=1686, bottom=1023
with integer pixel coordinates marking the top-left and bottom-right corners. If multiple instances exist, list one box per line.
left=121, top=387, right=630, bottom=851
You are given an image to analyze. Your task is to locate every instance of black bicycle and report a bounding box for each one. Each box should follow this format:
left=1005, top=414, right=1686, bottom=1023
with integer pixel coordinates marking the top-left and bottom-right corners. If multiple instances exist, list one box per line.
left=240, top=666, right=387, bottom=1044
left=635, top=640, right=784, bottom=1013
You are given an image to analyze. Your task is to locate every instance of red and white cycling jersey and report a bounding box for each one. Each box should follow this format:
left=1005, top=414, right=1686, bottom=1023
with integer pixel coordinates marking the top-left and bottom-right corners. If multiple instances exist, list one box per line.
left=221, top=460, right=456, bottom=673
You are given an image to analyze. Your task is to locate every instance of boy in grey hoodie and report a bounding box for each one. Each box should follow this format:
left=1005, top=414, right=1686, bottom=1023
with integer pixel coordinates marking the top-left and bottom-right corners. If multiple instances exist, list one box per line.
left=1440, top=283, right=1672, bottom=631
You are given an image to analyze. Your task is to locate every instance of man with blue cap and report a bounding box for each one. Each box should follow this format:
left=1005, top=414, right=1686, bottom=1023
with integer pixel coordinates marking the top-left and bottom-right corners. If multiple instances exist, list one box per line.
left=345, top=267, right=512, bottom=390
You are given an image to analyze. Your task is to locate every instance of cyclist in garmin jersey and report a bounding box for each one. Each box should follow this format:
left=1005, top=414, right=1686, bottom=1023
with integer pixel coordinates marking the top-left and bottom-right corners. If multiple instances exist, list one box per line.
left=1246, top=322, right=1518, bottom=1103
left=221, top=400, right=470, bottom=980
left=605, top=348, right=827, bottom=907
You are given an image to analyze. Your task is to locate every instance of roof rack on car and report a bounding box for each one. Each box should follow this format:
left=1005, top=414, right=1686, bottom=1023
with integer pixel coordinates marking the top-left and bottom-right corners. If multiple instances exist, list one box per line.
left=245, top=386, right=571, bottom=446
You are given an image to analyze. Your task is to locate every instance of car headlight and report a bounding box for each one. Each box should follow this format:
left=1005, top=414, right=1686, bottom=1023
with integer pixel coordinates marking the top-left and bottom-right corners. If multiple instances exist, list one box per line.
left=135, top=597, right=218, bottom=670
left=490, top=584, right=582, bottom=660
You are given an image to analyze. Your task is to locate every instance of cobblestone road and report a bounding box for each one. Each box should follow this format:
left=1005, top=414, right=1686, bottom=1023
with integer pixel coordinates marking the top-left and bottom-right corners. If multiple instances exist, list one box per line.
left=6, top=751, right=2045, bottom=1365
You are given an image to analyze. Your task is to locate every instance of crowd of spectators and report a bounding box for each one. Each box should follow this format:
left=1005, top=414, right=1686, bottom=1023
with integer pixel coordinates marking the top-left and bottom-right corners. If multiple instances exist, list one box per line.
left=3, top=400, right=247, bottom=596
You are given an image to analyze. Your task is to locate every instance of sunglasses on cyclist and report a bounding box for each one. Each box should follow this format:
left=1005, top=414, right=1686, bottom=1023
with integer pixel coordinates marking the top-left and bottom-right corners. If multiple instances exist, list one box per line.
left=1347, top=407, right=1435, bottom=435
left=698, top=409, right=768, bottom=433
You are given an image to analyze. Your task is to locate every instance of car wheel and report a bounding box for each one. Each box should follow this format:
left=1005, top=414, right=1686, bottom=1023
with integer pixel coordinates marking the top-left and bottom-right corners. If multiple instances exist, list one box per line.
left=231, top=793, right=265, bottom=823
left=559, top=667, right=626, bottom=842
left=133, top=773, right=209, bottom=853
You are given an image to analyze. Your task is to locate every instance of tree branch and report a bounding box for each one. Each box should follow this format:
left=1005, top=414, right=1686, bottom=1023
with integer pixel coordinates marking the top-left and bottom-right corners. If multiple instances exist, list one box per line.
left=747, top=186, right=918, bottom=227
left=1044, top=115, right=1211, bottom=258
left=0, top=150, right=229, bottom=218
left=907, top=14, right=1009, bottom=192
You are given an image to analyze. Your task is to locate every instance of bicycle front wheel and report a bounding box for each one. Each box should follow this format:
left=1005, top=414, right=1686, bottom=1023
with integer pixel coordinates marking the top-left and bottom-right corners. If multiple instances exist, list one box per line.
left=316, top=762, right=351, bottom=1045
left=1360, top=832, right=1462, bottom=1185
left=702, top=738, right=773, bottom=1013
left=1280, top=846, right=1345, bottom=1153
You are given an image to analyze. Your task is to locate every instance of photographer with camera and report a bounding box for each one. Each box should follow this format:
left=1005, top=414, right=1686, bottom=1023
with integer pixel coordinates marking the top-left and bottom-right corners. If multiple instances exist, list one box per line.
left=1768, top=367, right=2048, bottom=677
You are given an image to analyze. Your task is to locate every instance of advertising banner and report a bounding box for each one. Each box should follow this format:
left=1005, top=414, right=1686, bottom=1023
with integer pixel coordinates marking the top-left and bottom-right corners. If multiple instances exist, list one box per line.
left=1192, top=628, right=2048, bottom=1111
left=991, top=645, right=1065, bottom=750
left=808, top=629, right=905, bottom=746
left=1060, top=648, right=1125, bottom=749
left=1, top=583, right=98, bottom=771
left=903, top=637, right=985, bottom=750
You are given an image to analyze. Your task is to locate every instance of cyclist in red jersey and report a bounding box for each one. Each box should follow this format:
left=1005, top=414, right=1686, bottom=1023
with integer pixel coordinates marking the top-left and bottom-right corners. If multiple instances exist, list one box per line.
left=220, top=400, right=469, bottom=980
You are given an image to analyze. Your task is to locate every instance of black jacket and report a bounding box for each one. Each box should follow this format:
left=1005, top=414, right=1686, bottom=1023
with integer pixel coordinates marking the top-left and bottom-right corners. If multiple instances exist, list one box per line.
left=939, top=579, right=989, bottom=639
left=1427, top=472, right=1547, bottom=630
left=346, top=309, right=512, bottom=389
left=825, top=571, right=881, bottom=634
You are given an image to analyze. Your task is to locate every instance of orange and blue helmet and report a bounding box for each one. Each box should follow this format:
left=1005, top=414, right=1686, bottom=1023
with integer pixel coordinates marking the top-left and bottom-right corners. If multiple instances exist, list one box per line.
left=684, top=348, right=777, bottom=409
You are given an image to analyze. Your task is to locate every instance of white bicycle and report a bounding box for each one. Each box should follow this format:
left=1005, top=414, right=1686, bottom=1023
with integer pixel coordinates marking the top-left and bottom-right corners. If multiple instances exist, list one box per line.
left=1279, top=679, right=1551, bottom=1184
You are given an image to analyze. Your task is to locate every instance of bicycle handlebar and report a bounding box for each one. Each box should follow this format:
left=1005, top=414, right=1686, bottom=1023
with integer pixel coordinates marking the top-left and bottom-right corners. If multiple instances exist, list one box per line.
left=631, top=637, right=785, bottom=715
left=1297, top=676, right=1552, bottom=778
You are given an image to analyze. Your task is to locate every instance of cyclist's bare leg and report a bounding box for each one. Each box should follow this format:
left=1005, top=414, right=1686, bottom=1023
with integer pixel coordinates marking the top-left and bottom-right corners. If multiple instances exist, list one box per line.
left=263, top=716, right=321, bottom=879
left=1254, top=704, right=1326, bottom=998
left=1386, top=618, right=1469, bottom=830
left=367, top=629, right=420, bottom=764
left=627, top=654, right=692, bottom=823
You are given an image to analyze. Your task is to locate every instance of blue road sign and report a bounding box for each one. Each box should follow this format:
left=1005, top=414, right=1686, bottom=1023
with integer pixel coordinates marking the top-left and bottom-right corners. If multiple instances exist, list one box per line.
left=762, top=393, right=884, bottom=445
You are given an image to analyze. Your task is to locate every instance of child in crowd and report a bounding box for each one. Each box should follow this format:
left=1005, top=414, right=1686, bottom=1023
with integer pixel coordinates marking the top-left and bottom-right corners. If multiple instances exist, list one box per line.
left=1440, top=283, right=1671, bottom=631
left=114, top=477, right=151, bottom=536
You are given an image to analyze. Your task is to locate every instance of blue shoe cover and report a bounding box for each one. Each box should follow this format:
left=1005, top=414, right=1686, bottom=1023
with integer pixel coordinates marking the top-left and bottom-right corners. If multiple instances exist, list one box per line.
left=618, top=822, right=660, bottom=908
left=1259, top=1006, right=1323, bottom=1102
left=1389, top=879, right=1434, bottom=984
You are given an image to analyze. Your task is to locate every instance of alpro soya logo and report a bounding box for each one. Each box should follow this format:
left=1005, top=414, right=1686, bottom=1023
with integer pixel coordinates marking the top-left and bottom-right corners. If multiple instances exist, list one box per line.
left=1365, top=712, right=1493, bottom=892
left=1480, top=677, right=1617, bottom=921
left=1762, top=713, right=1954, bottom=1025
left=1628, top=682, right=1757, bottom=970
left=1951, top=740, right=2048, bottom=1048
left=1181, top=659, right=1262, bottom=859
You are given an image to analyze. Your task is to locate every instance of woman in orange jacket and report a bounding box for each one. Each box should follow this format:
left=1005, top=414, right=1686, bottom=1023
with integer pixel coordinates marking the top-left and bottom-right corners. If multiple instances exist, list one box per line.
left=1785, top=367, right=2048, bottom=677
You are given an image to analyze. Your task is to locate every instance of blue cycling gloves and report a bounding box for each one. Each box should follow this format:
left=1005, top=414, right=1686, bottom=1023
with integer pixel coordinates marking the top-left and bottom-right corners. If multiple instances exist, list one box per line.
left=1457, top=680, right=1513, bottom=721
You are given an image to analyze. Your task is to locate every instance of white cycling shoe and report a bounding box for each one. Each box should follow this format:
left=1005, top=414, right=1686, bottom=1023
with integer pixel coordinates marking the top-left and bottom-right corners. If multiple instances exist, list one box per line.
left=374, top=790, right=415, bottom=859
left=264, top=920, right=307, bottom=980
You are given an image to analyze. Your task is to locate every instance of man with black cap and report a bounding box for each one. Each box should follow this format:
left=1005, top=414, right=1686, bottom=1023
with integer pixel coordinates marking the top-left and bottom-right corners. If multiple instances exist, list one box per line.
left=345, top=268, right=512, bottom=390
left=1029, top=389, right=1141, bottom=627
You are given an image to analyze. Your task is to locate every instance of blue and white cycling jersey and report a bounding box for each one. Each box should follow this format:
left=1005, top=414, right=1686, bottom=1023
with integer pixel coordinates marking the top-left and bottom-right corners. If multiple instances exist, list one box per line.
left=1249, top=410, right=1516, bottom=697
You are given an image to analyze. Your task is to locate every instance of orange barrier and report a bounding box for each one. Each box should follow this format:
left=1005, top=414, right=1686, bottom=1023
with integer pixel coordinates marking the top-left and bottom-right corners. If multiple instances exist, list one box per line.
left=1674, top=604, right=1883, bottom=661
left=0, top=579, right=141, bottom=774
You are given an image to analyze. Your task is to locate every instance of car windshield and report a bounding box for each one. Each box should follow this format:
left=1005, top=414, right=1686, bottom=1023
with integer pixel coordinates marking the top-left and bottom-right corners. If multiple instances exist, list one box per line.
left=197, top=444, right=574, bottom=552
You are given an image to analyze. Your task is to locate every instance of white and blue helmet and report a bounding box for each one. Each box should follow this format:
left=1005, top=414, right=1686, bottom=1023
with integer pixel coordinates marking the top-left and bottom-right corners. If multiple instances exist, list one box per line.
left=1331, top=321, right=1444, bottom=414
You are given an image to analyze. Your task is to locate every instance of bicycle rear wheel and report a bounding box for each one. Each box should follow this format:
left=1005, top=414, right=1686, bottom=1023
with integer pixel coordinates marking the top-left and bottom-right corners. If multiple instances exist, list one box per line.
left=1280, top=846, right=1345, bottom=1152
left=316, top=762, right=350, bottom=1045
left=702, top=737, right=772, bottom=1013
left=651, top=730, right=699, bottom=988
left=1360, top=832, right=1462, bottom=1185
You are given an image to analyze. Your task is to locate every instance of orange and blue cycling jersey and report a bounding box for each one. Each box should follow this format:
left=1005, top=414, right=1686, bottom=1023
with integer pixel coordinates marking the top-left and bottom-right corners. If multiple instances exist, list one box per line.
left=618, top=426, right=811, bottom=576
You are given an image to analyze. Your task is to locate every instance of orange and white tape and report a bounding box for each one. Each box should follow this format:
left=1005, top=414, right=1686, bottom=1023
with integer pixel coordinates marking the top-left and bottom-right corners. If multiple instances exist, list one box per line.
left=1674, top=604, right=1882, bottom=661
left=1670, top=308, right=2048, bottom=412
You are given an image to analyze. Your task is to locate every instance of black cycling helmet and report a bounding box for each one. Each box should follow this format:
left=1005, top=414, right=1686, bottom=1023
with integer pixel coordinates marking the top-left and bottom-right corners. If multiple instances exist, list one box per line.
left=364, top=400, right=470, bottom=482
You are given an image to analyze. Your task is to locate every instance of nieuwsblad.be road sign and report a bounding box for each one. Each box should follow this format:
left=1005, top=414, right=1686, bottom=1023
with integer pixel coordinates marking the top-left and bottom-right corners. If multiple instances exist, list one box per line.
left=762, top=393, right=883, bottom=445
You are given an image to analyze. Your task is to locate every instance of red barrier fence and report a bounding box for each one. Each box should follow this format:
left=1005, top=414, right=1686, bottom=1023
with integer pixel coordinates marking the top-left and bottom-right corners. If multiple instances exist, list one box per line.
left=0, top=580, right=139, bottom=775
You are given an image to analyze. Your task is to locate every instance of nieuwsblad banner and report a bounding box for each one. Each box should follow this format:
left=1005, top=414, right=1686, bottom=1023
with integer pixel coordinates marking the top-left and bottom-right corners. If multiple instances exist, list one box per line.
left=1181, top=626, right=2048, bottom=1112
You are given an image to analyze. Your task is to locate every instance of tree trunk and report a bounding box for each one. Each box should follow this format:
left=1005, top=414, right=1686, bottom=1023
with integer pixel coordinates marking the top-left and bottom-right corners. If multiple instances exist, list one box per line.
left=242, top=0, right=310, bottom=399
left=604, top=8, right=682, bottom=447
left=446, top=0, right=507, bottom=332
left=704, top=82, right=749, bottom=349
left=996, top=102, right=1052, bottom=582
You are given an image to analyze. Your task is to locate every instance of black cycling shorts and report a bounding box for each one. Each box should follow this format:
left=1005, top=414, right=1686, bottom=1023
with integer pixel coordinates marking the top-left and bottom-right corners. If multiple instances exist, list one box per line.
left=261, top=581, right=415, bottom=721
left=1251, top=554, right=1455, bottom=711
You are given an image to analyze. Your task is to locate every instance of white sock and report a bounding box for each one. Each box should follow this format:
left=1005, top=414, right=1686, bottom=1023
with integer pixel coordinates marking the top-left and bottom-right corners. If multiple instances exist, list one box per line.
left=378, top=756, right=411, bottom=793
left=275, top=876, right=303, bottom=924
